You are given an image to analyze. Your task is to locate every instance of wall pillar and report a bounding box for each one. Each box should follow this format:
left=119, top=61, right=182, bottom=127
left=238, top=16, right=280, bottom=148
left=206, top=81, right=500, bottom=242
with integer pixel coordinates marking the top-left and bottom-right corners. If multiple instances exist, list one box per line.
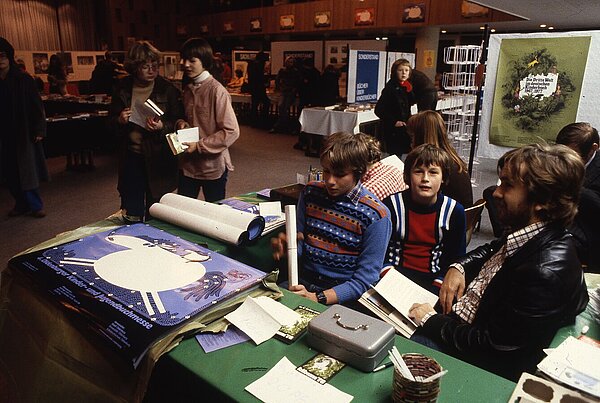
left=414, top=26, right=440, bottom=81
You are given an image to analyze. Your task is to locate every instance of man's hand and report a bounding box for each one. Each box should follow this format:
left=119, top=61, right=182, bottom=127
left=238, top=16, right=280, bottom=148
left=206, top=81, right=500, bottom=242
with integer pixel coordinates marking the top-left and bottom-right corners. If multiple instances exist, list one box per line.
left=408, top=303, right=436, bottom=326
left=394, top=121, right=406, bottom=127
left=288, top=284, right=317, bottom=302
left=34, top=136, right=43, bottom=143
left=439, top=267, right=466, bottom=314
left=118, top=108, right=131, bottom=125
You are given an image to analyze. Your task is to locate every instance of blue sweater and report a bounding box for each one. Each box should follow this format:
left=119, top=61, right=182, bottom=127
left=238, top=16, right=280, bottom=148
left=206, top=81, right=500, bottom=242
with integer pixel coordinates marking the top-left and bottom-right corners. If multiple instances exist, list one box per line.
left=297, top=181, right=392, bottom=303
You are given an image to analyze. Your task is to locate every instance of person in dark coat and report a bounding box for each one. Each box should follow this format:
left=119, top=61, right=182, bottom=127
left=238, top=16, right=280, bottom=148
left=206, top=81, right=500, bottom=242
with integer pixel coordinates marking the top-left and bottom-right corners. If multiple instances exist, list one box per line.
left=0, top=37, right=49, bottom=218
left=320, top=64, right=340, bottom=106
left=89, top=51, right=121, bottom=95
left=109, top=41, right=184, bottom=222
left=409, top=69, right=438, bottom=112
left=246, top=51, right=270, bottom=127
left=556, top=122, right=600, bottom=272
left=375, top=58, right=415, bottom=156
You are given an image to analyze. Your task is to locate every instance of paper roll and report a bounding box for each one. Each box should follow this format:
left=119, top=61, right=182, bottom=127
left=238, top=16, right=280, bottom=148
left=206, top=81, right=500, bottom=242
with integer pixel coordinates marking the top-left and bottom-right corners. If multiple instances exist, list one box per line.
left=149, top=193, right=265, bottom=245
left=285, top=205, right=298, bottom=286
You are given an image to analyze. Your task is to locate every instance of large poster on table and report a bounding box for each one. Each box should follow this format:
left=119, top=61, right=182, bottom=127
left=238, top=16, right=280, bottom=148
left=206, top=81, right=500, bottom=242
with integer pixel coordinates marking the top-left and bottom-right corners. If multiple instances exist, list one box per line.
left=488, top=36, right=591, bottom=148
left=347, top=50, right=387, bottom=103
left=8, top=224, right=267, bottom=369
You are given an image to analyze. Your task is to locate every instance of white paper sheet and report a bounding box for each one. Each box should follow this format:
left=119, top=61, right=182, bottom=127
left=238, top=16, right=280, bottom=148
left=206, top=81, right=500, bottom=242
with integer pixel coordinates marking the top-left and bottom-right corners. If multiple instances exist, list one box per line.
left=380, top=154, right=404, bottom=171
left=374, top=269, right=438, bottom=326
left=253, top=296, right=301, bottom=327
left=245, top=357, right=353, bottom=403
left=148, top=193, right=265, bottom=245
left=225, top=297, right=282, bottom=345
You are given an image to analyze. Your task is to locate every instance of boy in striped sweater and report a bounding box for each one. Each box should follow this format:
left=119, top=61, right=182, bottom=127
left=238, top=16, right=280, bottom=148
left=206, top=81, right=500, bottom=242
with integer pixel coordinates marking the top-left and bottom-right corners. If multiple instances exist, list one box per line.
left=381, top=144, right=466, bottom=294
left=272, top=132, right=392, bottom=305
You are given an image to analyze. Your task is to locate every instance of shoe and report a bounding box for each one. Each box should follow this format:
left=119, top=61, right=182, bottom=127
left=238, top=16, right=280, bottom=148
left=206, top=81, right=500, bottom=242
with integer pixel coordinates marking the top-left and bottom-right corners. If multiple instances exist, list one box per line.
left=8, top=208, right=29, bottom=217
left=31, top=210, right=46, bottom=218
left=268, top=128, right=277, bottom=133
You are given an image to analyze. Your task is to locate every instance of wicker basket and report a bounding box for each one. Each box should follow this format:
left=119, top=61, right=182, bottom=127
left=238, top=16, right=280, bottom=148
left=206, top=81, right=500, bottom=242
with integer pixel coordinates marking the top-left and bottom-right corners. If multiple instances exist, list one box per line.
left=392, top=353, right=442, bottom=403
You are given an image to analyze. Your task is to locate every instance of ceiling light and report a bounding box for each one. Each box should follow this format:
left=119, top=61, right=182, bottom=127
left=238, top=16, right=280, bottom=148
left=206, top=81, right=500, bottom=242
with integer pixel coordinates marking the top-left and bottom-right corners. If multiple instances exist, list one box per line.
left=491, top=29, right=496, bottom=33
left=375, top=37, right=381, bottom=40
left=539, top=24, right=547, bottom=28
left=441, top=30, right=447, bottom=33
left=382, top=37, right=388, bottom=40
left=548, top=26, right=554, bottom=30
left=479, top=26, right=485, bottom=30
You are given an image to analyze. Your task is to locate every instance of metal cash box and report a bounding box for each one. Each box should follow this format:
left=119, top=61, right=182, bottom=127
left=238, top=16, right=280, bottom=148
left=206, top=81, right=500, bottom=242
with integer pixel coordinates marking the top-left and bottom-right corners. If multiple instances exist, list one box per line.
left=306, top=304, right=395, bottom=372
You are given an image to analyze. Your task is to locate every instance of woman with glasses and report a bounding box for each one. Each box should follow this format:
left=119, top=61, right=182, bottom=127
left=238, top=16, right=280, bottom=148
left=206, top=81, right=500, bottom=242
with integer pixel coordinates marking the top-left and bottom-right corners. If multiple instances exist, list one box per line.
left=110, top=40, right=184, bottom=222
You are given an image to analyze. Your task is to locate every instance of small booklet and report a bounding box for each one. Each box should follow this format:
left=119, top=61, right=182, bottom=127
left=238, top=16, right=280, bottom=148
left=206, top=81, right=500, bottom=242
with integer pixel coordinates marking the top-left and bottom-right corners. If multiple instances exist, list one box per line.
left=129, top=98, right=164, bottom=128
left=359, top=269, right=438, bottom=338
left=166, top=127, right=200, bottom=155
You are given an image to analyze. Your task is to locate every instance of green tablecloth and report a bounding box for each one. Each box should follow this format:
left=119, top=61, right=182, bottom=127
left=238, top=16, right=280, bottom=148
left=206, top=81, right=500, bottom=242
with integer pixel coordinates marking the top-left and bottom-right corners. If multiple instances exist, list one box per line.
left=146, top=290, right=516, bottom=402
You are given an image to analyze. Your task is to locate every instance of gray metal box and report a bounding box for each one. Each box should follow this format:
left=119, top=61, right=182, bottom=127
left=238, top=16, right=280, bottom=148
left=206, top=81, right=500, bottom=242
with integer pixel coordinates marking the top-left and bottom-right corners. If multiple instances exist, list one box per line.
left=306, top=304, right=395, bottom=372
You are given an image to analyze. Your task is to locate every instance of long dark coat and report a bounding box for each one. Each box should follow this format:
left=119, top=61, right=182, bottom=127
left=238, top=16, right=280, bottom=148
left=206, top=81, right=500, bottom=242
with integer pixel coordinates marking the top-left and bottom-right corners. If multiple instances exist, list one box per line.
left=110, top=75, right=184, bottom=199
left=0, top=67, right=48, bottom=190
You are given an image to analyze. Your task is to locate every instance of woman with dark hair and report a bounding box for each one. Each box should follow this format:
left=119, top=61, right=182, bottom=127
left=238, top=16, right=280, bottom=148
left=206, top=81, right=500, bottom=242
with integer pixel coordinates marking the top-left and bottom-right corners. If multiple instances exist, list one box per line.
left=406, top=110, right=473, bottom=207
left=0, top=37, right=49, bottom=218
left=176, top=37, right=239, bottom=202
left=47, top=54, right=68, bottom=95
left=375, top=58, right=415, bottom=157
left=110, top=40, right=184, bottom=222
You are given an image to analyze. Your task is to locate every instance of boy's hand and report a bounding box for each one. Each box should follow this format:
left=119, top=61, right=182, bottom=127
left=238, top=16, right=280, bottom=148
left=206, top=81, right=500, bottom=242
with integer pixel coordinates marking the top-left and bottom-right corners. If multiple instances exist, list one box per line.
left=394, top=120, right=406, bottom=127
left=271, top=232, right=287, bottom=260
left=271, top=231, right=303, bottom=261
left=182, top=142, right=198, bottom=153
left=288, top=284, right=317, bottom=302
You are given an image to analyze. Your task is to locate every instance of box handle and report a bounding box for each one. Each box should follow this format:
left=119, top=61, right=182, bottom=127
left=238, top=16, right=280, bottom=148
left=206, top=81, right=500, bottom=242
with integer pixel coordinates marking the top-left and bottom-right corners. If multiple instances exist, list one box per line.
left=333, top=313, right=369, bottom=331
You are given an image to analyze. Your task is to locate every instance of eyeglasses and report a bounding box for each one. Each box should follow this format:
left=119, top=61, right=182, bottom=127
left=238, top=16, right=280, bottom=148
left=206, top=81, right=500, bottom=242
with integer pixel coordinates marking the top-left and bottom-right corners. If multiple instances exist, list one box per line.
left=140, top=63, right=159, bottom=71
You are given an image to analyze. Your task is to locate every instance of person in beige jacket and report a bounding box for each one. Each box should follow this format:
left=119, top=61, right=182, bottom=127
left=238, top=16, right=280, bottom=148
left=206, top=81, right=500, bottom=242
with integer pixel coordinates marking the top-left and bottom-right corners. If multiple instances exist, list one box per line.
left=176, top=37, right=240, bottom=202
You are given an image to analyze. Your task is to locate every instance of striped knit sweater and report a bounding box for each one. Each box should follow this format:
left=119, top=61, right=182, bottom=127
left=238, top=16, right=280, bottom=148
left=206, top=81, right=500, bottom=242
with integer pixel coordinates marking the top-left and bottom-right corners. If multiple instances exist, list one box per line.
left=382, top=190, right=466, bottom=293
left=297, top=181, right=391, bottom=303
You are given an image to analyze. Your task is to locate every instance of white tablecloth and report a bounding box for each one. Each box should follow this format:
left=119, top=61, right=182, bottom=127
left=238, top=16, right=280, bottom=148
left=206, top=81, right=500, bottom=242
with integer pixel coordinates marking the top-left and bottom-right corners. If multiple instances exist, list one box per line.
left=298, top=107, right=379, bottom=136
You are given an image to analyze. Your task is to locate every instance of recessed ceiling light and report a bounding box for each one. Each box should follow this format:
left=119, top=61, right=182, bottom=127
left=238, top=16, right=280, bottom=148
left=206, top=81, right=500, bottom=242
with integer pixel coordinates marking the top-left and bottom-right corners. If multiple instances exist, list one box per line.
left=540, top=24, right=547, bottom=28
left=548, top=26, right=554, bottom=30
left=382, top=37, right=388, bottom=40
left=479, top=26, right=485, bottom=30
left=491, top=29, right=496, bottom=33
left=375, top=37, right=381, bottom=40
left=441, top=30, right=447, bottom=33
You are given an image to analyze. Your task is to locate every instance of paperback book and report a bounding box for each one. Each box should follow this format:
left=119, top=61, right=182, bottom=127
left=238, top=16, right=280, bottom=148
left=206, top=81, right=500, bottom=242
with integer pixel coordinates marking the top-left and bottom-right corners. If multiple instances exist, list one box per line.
left=8, top=224, right=268, bottom=369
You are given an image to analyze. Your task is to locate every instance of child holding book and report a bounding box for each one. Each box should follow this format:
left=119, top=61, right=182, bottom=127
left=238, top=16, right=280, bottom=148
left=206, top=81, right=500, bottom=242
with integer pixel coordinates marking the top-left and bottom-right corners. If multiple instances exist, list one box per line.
left=381, top=144, right=466, bottom=294
left=271, top=131, right=392, bottom=306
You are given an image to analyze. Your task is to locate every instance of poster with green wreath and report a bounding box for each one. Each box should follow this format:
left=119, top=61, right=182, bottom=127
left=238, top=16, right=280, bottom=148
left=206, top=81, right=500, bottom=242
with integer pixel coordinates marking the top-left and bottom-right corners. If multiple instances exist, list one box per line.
left=490, top=36, right=590, bottom=147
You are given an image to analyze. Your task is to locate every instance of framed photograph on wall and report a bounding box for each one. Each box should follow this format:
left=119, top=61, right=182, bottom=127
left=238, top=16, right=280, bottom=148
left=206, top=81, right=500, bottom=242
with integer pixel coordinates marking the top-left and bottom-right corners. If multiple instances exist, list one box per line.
left=403, top=3, right=426, bottom=23
left=354, top=8, right=375, bottom=26
left=223, top=22, right=234, bottom=33
left=250, top=17, right=262, bottom=32
left=280, top=14, right=295, bottom=30
left=314, top=11, right=331, bottom=27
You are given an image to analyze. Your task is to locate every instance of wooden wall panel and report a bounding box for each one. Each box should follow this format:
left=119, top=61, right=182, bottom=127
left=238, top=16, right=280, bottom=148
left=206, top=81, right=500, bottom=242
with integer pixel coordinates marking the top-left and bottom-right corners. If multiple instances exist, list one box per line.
left=429, top=0, right=520, bottom=26
left=272, top=4, right=299, bottom=33
left=378, top=0, right=431, bottom=29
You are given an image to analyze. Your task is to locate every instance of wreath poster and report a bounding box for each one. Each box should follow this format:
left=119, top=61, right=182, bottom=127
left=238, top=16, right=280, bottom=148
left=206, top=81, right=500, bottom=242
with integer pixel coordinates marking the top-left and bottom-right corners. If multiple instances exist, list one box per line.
left=489, top=36, right=590, bottom=147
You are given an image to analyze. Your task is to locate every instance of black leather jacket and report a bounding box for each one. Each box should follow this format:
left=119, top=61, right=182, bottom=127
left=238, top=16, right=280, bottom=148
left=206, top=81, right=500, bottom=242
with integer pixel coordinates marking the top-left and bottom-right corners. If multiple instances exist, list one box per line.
left=419, top=225, right=589, bottom=381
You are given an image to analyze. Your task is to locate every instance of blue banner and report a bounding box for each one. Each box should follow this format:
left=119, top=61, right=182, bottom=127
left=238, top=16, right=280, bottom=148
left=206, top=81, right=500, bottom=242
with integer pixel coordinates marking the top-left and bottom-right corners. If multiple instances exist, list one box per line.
left=355, top=50, right=380, bottom=102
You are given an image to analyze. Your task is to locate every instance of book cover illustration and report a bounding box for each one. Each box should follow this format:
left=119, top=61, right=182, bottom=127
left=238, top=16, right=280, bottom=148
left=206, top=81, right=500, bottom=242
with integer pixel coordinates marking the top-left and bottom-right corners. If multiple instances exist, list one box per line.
left=9, top=223, right=267, bottom=368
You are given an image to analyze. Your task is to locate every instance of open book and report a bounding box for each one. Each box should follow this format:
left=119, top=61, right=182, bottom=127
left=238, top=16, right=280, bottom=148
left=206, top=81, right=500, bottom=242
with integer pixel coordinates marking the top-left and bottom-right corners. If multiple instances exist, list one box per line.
left=149, top=193, right=265, bottom=246
left=166, top=127, right=200, bottom=155
left=359, top=269, right=438, bottom=338
left=129, top=98, right=164, bottom=128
